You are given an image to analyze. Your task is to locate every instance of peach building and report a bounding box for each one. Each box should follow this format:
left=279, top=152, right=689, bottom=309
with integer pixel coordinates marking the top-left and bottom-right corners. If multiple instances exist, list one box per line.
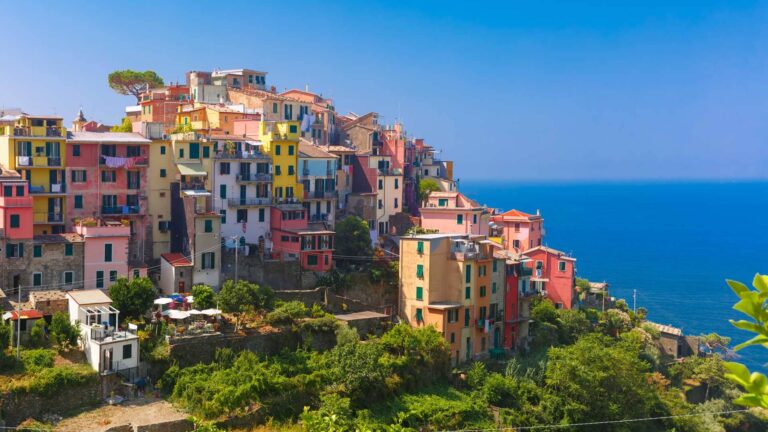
left=399, top=233, right=504, bottom=365
left=74, top=219, right=132, bottom=290
left=420, top=191, right=490, bottom=236
left=490, top=209, right=543, bottom=252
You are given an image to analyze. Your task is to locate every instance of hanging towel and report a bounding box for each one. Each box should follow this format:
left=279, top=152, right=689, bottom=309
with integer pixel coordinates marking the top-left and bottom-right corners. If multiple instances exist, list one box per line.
left=125, top=157, right=136, bottom=169
left=17, top=156, right=30, bottom=166
left=301, top=114, right=310, bottom=132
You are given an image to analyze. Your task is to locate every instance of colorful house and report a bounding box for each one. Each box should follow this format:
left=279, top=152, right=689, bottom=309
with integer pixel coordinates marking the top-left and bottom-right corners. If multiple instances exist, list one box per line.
left=490, top=209, right=544, bottom=252
left=138, top=84, right=190, bottom=132
left=211, top=136, right=272, bottom=254
left=66, top=130, right=151, bottom=264
left=420, top=191, right=490, bottom=236
left=259, top=121, right=303, bottom=203
left=298, top=140, right=337, bottom=226
left=523, top=246, right=576, bottom=309
left=399, top=233, right=505, bottom=365
left=0, top=113, right=68, bottom=234
left=74, top=219, right=135, bottom=290
left=350, top=154, right=403, bottom=237
left=146, top=136, right=173, bottom=260
left=280, top=89, right=338, bottom=145
left=270, top=205, right=334, bottom=272
left=159, top=252, right=193, bottom=295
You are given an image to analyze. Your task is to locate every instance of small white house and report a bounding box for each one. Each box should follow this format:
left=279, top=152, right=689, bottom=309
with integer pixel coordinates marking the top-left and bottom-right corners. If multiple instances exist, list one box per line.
left=66, top=290, right=139, bottom=375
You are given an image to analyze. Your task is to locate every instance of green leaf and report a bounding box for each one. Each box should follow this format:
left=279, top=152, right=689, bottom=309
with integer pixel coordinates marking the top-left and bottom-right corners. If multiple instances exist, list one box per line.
left=727, top=279, right=751, bottom=295
left=730, top=320, right=763, bottom=333
left=732, top=296, right=760, bottom=320
left=723, top=361, right=751, bottom=382
left=753, top=274, right=768, bottom=293
left=734, top=334, right=768, bottom=351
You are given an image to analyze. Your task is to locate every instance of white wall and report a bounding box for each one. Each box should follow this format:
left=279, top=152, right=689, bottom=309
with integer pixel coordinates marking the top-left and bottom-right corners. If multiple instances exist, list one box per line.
left=160, top=259, right=175, bottom=295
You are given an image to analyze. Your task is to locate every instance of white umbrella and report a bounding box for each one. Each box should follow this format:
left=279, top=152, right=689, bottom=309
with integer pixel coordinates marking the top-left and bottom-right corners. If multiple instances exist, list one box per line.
left=186, top=295, right=194, bottom=303
left=154, top=298, right=173, bottom=305
left=167, top=310, right=190, bottom=320
left=188, top=309, right=204, bottom=315
left=201, top=309, right=222, bottom=316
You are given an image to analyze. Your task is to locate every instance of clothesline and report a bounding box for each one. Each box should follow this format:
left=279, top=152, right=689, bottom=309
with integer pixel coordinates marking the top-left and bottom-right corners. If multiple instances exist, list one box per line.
left=100, top=155, right=143, bottom=169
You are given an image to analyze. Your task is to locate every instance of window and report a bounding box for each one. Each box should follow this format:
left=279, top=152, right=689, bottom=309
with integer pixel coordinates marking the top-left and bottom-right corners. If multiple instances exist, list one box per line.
left=110, top=270, right=117, bottom=282
left=288, top=145, right=294, bottom=155
left=160, top=145, right=166, bottom=155
left=204, top=219, right=213, bottom=232
left=2, top=185, right=10, bottom=196
left=378, top=199, right=383, bottom=210
left=220, top=162, right=230, bottom=175
left=101, top=170, right=116, bottom=182
left=33, top=273, right=42, bottom=287
left=492, top=282, right=497, bottom=294
left=514, top=223, right=520, bottom=233
left=104, top=244, right=112, bottom=262
left=394, top=178, right=399, bottom=189
left=394, top=198, right=398, bottom=208
left=416, top=286, right=423, bottom=300
left=33, top=245, right=42, bottom=257
left=219, top=209, right=226, bottom=224
left=275, top=145, right=281, bottom=156
left=473, top=214, right=477, bottom=224
left=513, top=239, right=520, bottom=249
left=16, top=185, right=24, bottom=196
left=438, top=198, right=448, bottom=207
left=65, top=243, right=73, bottom=256
left=493, top=260, right=498, bottom=272
left=289, top=124, right=298, bottom=134
left=237, top=209, right=247, bottom=222
left=416, top=241, right=424, bottom=254
left=10, top=214, right=19, bottom=228
left=202, top=146, right=210, bottom=158
left=288, top=165, right=294, bottom=175
left=448, top=309, right=459, bottom=323
left=450, top=332, right=456, bottom=343
left=480, top=286, right=487, bottom=297
left=133, top=269, right=140, bottom=278
left=258, top=208, right=265, bottom=222
left=74, top=195, right=83, bottom=209
left=416, top=264, right=424, bottom=278
left=558, top=261, right=567, bottom=271
left=201, top=252, right=215, bottom=269
left=179, top=148, right=184, bottom=158
left=160, top=168, right=167, bottom=178
left=415, top=308, right=423, bottom=322
left=63, top=271, right=73, bottom=285
left=272, top=102, right=278, bottom=113
left=465, top=265, right=471, bottom=283
left=457, top=214, right=463, bottom=225
left=307, top=254, right=318, bottom=266
left=71, top=170, right=86, bottom=183
left=96, top=271, right=104, bottom=288
left=378, top=179, right=383, bottom=190
left=6, top=243, right=23, bottom=258
left=275, top=165, right=281, bottom=175
left=219, top=184, right=227, bottom=199
left=189, top=142, right=200, bottom=159
left=72, top=144, right=80, bottom=156
left=465, top=286, right=471, bottom=299
left=122, top=344, right=132, bottom=360
left=464, top=308, right=470, bottom=327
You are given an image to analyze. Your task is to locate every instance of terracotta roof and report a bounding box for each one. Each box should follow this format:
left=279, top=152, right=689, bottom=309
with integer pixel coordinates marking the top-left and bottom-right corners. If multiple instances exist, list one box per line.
left=298, top=141, right=338, bottom=159
left=162, top=253, right=193, bottom=267
left=66, top=290, right=112, bottom=305
left=497, top=209, right=533, bottom=218
left=523, top=245, right=576, bottom=261
left=5, top=310, right=44, bottom=321
left=68, top=131, right=151, bottom=144
left=323, top=145, right=356, bottom=153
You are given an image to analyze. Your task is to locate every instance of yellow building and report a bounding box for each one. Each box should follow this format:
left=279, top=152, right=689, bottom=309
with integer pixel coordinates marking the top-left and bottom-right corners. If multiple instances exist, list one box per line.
left=399, top=233, right=502, bottom=365
left=147, top=139, right=173, bottom=259
left=259, top=121, right=302, bottom=202
left=0, top=114, right=67, bottom=234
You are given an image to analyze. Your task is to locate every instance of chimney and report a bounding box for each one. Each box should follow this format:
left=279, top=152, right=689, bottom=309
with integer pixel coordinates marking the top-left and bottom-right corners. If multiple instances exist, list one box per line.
left=536, top=209, right=540, bottom=216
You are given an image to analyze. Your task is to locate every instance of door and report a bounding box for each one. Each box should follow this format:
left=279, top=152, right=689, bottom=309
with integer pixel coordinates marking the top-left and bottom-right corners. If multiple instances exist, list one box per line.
left=240, top=185, right=246, bottom=205
left=315, top=201, right=321, bottom=218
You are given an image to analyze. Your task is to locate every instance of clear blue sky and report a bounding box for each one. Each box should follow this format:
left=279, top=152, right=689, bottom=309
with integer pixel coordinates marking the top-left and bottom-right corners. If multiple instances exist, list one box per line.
left=1, top=1, right=767, bottom=180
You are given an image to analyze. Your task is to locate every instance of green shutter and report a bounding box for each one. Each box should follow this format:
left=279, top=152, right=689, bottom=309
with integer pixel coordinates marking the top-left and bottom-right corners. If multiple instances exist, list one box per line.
left=33, top=273, right=41, bottom=286
left=415, top=308, right=423, bottom=322
left=104, top=244, right=112, bottom=262
left=33, top=245, right=41, bottom=258
left=205, top=219, right=213, bottom=232
left=96, top=271, right=104, bottom=288
left=465, top=286, right=470, bottom=299
left=416, top=241, right=424, bottom=254
left=160, top=169, right=166, bottom=177
left=464, top=309, right=470, bottom=327
left=416, top=264, right=424, bottom=278
left=65, top=244, right=73, bottom=256
left=202, top=146, right=210, bottom=158
left=220, top=184, right=227, bottom=199
left=416, top=286, right=423, bottom=300
left=465, top=265, right=471, bottom=283
left=259, top=208, right=265, bottom=222
left=457, top=214, right=463, bottom=224
left=493, top=260, right=498, bottom=272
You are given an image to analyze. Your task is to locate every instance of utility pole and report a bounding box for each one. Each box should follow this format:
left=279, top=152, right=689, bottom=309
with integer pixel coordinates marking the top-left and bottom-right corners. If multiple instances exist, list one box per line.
left=235, top=237, right=239, bottom=283
left=16, top=284, right=22, bottom=359
left=633, top=289, right=637, bottom=315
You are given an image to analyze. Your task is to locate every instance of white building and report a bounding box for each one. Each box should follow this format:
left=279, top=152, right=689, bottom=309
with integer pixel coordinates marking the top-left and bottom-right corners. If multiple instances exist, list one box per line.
left=299, top=140, right=338, bottom=227
left=212, top=138, right=273, bottom=255
left=66, top=290, right=139, bottom=375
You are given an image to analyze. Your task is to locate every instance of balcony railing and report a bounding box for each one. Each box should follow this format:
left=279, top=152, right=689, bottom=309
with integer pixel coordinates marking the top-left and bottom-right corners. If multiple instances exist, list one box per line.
left=16, top=156, right=62, bottom=167
left=33, top=212, right=64, bottom=223
left=304, top=190, right=337, bottom=200
left=99, top=155, right=148, bottom=167
left=214, top=150, right=269, bottom=160
left=101, top=206, right=141, bottom=215
left=227, top=197, right=271, bottom=207
left=310, top=213, right=330, bottom=222
left=10, top=126, right=64, bottom=138
left=181, top=182, right=207, bottom=191
left=0, top=196, right=33, bottom=207
left=29, top=184, right=66, bottom=194
left=236, top=173, right=272, bottom=183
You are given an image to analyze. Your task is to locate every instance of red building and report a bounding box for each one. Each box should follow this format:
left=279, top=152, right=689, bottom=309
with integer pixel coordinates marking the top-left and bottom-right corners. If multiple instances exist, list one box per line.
left=523, top=246, right=576, bottom=309
left=66, top=131, right=151, bottom=264
left=270, top=205, right=334, bottom=272
left=138, top=84, right=190, bottom=132
left=0, top=168, right=33, bottom=241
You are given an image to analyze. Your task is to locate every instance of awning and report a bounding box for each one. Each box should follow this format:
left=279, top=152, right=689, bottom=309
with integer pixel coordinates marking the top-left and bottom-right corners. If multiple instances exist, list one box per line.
left=154, top=298, right=173, bottom=305
left=177, top=163, right=207, bottom=176
left=202, top=308, right=222, bottom=316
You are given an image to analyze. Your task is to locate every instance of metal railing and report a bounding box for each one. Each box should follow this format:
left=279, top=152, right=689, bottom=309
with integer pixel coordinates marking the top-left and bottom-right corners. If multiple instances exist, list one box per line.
left=16, top=156, right=62, bottom=167
left=0, top=196, right=32, bottom=207
left=181, top=182, right=207, bottom=191
left=227, top=197, right=271, bottom=207
left=214, top=150, right=269, bottom=160
left=29, top=184, right=66, bottom=194
left=236, top=173, right=272, bottom=182
left=33, top=212, right=63, bottom=223
left=101, top=206, right=141, bottom=215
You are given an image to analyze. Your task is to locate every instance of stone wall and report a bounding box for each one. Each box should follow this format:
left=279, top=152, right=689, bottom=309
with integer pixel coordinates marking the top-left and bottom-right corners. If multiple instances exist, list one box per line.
left=274, top=287, right=326, bottom=305
left=168, top=330, right=299, bottom=367
left=221, top=251, right=315, bottom=290
left=0, top=377, right=99, bottom=426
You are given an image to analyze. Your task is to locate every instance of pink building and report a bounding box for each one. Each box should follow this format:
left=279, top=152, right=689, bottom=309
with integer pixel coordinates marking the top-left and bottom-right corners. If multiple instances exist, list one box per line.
left=420, top=191, right=490, bottom=236
left=66, top=131, right=151, bottom=265
left=490, top=209, right=543, bottom=252
left=381, top=123, right=406, bottom=170
left=74, top=219, right=138, bottom=290
left=0, top=168, right=33, bottom=240
left=523, top=246, right=576, bottom=309
left=270, top=205, right=334, bottom=272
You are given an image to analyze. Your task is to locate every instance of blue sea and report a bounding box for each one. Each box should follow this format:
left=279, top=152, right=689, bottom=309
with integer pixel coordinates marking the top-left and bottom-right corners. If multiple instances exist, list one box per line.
left=461, top=180, right=768, bottom=371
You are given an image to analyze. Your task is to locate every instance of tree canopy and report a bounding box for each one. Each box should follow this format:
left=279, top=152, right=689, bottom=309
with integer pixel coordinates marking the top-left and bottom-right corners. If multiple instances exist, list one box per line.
left=108, top=277, right=156, bottom=321
left=108, top=69, right=164, bottom=102
left=218, top=280, right=273, bottom=330
left=110, top=117, right=132, bottom=132
left=418, top=178, right=441, bottom=204
left=191, top=284, right=216, bottom=310
left=333, top=216, right=373, bottom=269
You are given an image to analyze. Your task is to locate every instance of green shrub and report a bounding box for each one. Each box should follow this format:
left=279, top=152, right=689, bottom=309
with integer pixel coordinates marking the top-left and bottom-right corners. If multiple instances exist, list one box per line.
left=21, top=349, right=55, bottom=372
left=10, top=364, right=96, bottom=397
left=265, top=301, right=309, bottom=325
left=48, top=312, right=79, bottom=349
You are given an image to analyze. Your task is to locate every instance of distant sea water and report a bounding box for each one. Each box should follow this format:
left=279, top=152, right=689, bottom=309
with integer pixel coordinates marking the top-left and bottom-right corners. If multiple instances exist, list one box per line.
left=460, top=180, right=768, bottom=371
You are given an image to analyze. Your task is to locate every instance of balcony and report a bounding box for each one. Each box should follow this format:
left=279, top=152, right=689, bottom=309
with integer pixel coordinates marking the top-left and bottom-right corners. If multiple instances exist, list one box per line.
left=33, top=212, right=64, bottom=224
left=101, top=206, right=141, bottom=215
left=181, top=182, right=207, bottom=191
left=236, top=173, right=272, bottom=183
left=227, top=197, right=271, bottom=207
left=303, top=190, right=337, bottom=200
left=10, top=126, right=64, bottom=138
left=29, top=184, right=66, bottom=195
left=215, top=150, right=269, bottom=160
left=99, top=155, right=148, bottom=167
left=16, top=156, right=62, bottom=167
left=0, top=196, right=32, bottom=207
left=310, top=213, right=330, bottom=222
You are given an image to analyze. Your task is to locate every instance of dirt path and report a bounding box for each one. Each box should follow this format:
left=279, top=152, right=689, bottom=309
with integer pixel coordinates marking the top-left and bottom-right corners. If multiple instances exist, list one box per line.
left=55, top=397, right=187, bottom=432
